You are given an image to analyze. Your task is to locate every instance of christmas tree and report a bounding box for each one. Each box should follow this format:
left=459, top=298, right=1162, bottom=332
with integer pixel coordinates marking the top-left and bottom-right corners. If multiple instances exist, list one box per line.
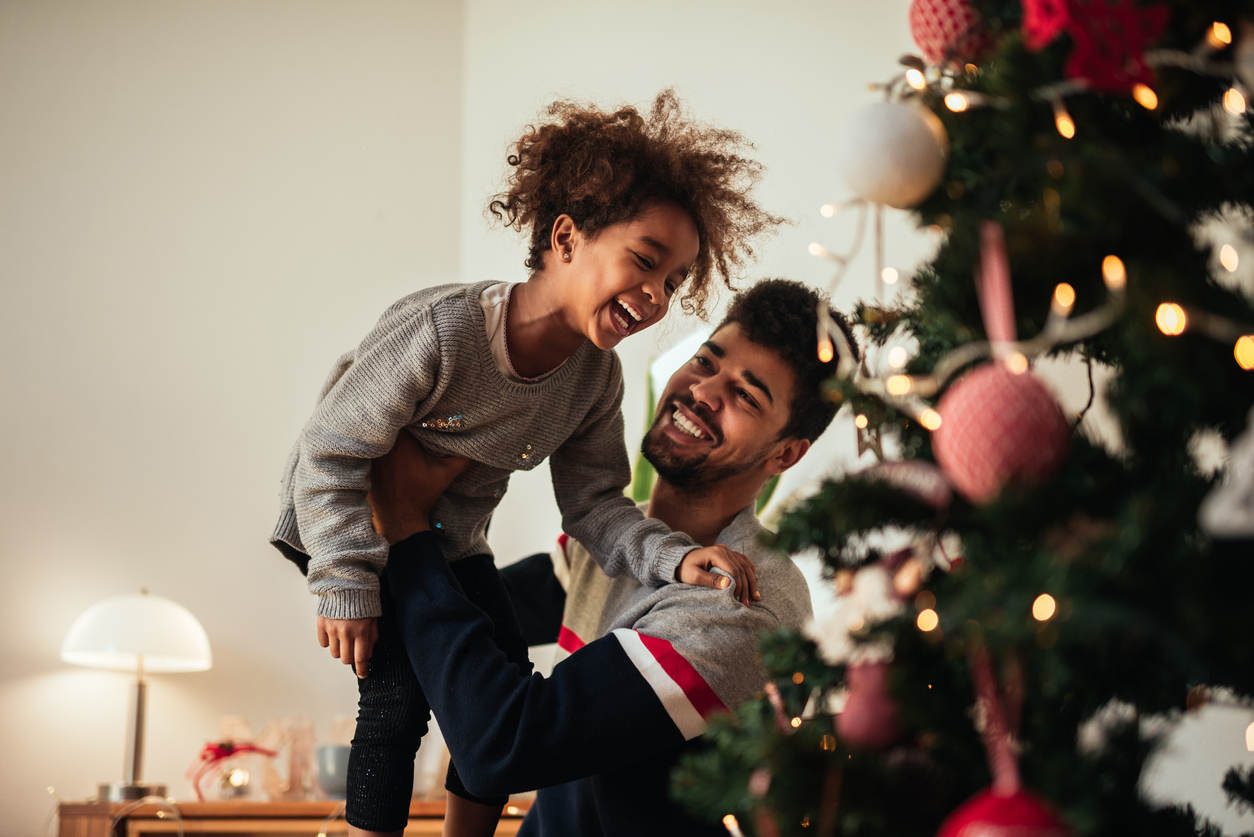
left=674, top=1, right=1254, bottom=835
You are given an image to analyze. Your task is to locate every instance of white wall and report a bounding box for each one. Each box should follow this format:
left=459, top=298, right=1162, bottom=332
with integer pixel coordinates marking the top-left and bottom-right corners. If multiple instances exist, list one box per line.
left=0, top=1, right=464, bottom=832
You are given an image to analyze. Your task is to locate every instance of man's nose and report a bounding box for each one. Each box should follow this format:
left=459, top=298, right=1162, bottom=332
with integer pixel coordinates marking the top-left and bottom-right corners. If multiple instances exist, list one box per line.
left=690, top=377, right=721, bottom=410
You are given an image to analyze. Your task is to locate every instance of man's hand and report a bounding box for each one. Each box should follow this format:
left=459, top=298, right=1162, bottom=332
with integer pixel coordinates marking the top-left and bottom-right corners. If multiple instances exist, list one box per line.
left=367, top=431, right=472, bottom=544
left=677, top=545, right=760, bottom=605
left=317, top=615, right=378, bottom=679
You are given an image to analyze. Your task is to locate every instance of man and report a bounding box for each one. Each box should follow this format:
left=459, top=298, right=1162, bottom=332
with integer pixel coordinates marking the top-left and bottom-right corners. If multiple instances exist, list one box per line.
left=367, top=279, right=855, bottom=836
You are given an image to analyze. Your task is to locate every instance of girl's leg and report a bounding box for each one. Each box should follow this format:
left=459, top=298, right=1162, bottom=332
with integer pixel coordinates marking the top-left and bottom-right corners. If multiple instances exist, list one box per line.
left=346, top=571, right=430, bottom=834
left=441, top=554, right=535, bottom=837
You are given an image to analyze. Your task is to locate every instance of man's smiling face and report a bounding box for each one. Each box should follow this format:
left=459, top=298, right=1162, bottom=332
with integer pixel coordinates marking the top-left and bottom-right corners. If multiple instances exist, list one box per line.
left=642, top=322, right=799, bottom=490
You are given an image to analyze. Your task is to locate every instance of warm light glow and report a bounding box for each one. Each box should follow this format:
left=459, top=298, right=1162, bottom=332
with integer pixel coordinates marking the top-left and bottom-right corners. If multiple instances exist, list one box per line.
left=820, top=734, right=837, bottom=752
left=790, top=716, right=802, bottom=728
left=945, top=92, right=971, bottom=112
left=1133, top=83, right=1159, bottom=110
left=1102, top=255, right=1127, bottom=290
left=1221, top=244, right=1240, bottom=272
left=820, top=203, right=839, bottom=218
left=1156, top=303, right=1188, bottom=336
left=887, top=346, right=908, bottom=368
left=917, top=609, right=939, bottom=632
left=886, top=375, right=912, bottom=395
left=1053, top=283, right=1076, bottom=313
left=792, top=671, right=805, bottom=684
left=854, top=414, right=869, bottom=429
left=818, top=338, right=834, bottom=363
left=1224, top=87, right=1247, bottom=115
left=919, top=409, right=943, bottom=431
left=1209, top=21, right=1233, bottom=48
left=1032, top=594, right=1057, bottom=621
left=808, top=242, right=826, bottom=257
left=1005, top=352, right=1030, bottom=375
left=882, top=267, right=900, bottom=285
left=724, top=814, right=746, bottom=837
left=1235, top=336, right=1254, bottom=370
left=965, top=63, right=979, bottom=75
left=227, top=768, right=248, bottom=788
left=506, top=806, right=521, bottom=816
left=915, top=590, right=936, bottom=610
left=1055, top=113, right=1076, bottom=139
left=1246, top=721, right=1254, bottom=752
left=906, top=68, right=927, bottom=90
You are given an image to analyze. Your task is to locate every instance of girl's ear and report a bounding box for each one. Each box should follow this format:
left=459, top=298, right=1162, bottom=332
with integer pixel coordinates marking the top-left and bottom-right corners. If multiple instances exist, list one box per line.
left=550, top=214, right=578, bottom=264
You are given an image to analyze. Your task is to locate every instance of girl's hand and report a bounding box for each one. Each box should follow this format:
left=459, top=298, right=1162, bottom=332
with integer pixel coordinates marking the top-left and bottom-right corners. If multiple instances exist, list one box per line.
left=677, top=545, right=761, bottom=606
left=367, top=432, right=472, bottom=544
left=317, top=615, right=378, bottom=679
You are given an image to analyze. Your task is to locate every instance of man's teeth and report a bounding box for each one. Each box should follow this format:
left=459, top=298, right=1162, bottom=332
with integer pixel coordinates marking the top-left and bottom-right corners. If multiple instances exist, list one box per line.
left=616, top=298, right=644, bottom=321
left=672, top=409, right=705, bottom=439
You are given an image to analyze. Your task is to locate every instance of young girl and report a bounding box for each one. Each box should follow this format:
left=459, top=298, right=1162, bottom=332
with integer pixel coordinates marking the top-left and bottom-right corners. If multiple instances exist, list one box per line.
left=271, top=90, right=780, bottom=837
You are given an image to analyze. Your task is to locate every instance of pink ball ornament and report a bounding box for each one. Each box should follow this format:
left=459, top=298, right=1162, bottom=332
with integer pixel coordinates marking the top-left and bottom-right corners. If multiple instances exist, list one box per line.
left=931, top=362, right=1071, bottom=505
left=936, top=789, right=1074, bottom=837
left=909, top=0, right=991, bottom=66
left=836, top=661, right=902, bottom=750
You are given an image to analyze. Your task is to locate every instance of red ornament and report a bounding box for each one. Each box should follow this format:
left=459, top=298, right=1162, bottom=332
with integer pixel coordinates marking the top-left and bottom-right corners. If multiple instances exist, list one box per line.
left=909, top=0, right=990, bottom=66
left=931, top=362, right=1071, bottom=505
left=1022, top=0, right=1071, bottom=52
left=937, top=789, right=1074, bottom=837
left=837, top=661, right=902, bottom=750
left=1062, top=0, right=1170, bottom=92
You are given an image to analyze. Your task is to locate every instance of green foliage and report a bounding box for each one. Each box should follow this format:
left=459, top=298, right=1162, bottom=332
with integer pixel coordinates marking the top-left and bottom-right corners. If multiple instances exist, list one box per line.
left=673, top=3, right=1254, bottom=834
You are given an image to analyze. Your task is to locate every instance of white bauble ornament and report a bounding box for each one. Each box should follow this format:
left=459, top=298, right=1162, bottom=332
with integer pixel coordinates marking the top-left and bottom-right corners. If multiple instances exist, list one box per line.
left=835, top=102, right=949, bottom=209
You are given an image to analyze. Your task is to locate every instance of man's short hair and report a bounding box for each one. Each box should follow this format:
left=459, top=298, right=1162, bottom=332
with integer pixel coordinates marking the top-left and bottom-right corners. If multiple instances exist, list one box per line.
left=715, top=278, right=858, bottom=443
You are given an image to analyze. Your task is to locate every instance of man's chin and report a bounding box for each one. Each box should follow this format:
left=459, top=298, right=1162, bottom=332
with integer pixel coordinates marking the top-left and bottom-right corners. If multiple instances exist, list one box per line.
left=641, top=433, right=707, bottom=490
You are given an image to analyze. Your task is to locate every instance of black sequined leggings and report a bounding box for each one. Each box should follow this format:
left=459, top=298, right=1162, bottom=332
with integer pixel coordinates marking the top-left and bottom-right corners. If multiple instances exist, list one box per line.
left=345, top=554, right=532, bottom=832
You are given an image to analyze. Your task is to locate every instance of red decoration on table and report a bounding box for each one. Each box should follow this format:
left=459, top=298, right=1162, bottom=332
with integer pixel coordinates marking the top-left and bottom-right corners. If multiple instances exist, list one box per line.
left=1022, top=0, right=1071, bottom=51
left=187, top=740, right=279, bottom=802
left=909, top=0, right=991, bottom=65
left=837, top=661, right=903, bottom=750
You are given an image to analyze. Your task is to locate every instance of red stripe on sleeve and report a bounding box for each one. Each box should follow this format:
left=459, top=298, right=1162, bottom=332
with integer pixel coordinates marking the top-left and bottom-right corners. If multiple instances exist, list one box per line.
left=557, top=625, right=585, bottom=654
left=636, top=632, right=728, bottom=718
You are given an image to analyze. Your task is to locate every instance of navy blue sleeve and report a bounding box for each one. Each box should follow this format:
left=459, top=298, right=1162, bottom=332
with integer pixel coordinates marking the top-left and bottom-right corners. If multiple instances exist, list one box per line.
left=498, top=552, right=566, bottom=647
left=386, top=531, right=686, bottom=798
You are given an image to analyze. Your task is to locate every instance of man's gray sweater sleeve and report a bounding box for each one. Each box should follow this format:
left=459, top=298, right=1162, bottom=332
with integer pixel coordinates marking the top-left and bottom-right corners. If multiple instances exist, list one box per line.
left=548, top=364, right=699, bottom=585
left=297, top=301, right=440, bottom=620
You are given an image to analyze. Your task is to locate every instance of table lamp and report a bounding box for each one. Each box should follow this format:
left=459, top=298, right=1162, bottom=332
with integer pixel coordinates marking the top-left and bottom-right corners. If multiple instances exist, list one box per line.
left=61, top=588, right=212, bottom=801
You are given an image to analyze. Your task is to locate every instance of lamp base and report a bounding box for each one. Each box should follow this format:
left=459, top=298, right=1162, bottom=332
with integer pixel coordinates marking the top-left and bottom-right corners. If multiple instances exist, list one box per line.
left=98, top=782, right=168, bottom=802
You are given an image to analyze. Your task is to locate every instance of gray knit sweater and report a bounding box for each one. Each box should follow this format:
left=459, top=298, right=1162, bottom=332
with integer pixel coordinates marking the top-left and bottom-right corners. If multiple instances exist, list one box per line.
left=272, top=281, right=699, bottom=620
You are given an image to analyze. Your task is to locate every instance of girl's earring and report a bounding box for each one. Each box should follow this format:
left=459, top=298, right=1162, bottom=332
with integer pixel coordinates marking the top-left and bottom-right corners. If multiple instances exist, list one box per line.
left=562, top=251, right=571, bottom=260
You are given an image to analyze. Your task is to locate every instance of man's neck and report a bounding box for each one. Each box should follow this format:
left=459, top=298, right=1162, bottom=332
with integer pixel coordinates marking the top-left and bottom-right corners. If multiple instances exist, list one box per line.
left=646, top=477, right=761, bottom=547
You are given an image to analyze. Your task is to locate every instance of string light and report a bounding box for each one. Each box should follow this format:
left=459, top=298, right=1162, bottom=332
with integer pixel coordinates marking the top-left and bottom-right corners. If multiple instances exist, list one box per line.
left=1005, top=352, right=1030, bottom=375
left=820, top=734, right=838, bottom=752
left=886, top=375, right=913, bottom=395
left=818, top=335, right=835, bottom=363
left=1133, top=83, right=1159, bottom=110
left=1236, top=335, right=1254, bottom=370
left=790, top=717, right=802, bottom=728
left=820, top=203, right=840, bottom=218
left=854, top=414, right=869, bottom=429
left=1156, top=303, right=1188, bottom=336
left=792, top=671, right=805, bottom=684
left=1052, top=283, right=1076, bottom=316
left=945, top=92, right=971, bottom=112
left=1032, top=594, right=1057, bottom=621
left=1224, top=87, right=1247, bottom=115
left=915, top=590, right=936, bottom=610
left=887, top=346, right=909, bottom=368
left=882, top=267, right=900, bottom=285
left=906, top=68, right=927, bottom=90
left=919, top=409, right=943, bottom=430
left=1052, top=98, right=1076, bottom=138
left=1102, top=255, right=1127, bottom=290
left=1208, top=21, right=1233, bottom=49
left=1220, top=244, right=1240, bottom=272
left=1246, top=722, right=1254, bottom=752
left=917, top=609, right=939, bottom=631
left=723, top=814, right=746, bottom=837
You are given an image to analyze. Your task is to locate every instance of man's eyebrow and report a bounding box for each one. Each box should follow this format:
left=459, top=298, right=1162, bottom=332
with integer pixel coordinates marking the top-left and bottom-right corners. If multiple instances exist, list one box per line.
left=701, top=340, right=725, bottom=358
left=742, top=370, right=774, bottom=405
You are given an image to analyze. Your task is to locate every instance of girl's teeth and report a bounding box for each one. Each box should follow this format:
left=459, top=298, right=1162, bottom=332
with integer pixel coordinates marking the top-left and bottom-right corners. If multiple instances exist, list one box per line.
left=613, top=311, right=630, bottom=332
left=671, top=409, right=705, bottom=439
left=617, top=298, right=643, bottom=321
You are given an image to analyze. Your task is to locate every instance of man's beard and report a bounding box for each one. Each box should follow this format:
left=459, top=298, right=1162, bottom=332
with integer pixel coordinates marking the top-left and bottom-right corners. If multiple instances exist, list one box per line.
left=641, top=396, right=760, bottom=492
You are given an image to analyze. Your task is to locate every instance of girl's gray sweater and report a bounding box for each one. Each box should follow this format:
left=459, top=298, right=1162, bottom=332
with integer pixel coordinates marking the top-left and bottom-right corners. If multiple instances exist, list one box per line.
left=272, top=281, right=698, bottom=620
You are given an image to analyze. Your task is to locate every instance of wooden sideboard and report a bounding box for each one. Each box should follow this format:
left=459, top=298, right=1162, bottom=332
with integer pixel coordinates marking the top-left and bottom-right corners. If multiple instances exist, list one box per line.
left=59, top=799, right=531, bottom=837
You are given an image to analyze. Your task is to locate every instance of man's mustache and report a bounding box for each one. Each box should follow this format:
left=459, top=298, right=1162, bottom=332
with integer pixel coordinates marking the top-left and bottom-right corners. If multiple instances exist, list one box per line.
left=665, top=393, right=723, bottom=446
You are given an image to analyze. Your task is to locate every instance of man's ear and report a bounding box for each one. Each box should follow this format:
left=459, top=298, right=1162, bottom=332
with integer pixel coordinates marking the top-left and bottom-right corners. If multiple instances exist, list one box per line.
left=550, top=214, right=578, bottom=263
left=764, top=437, right=810, bottom=476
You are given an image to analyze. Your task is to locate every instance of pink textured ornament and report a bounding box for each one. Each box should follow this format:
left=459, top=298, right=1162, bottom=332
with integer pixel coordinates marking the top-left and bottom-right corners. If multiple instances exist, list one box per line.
left=932, top=362, right=1071, bottom=505
left=937, top=789, right=1074, bottom=837
left=836, top=661, right=902, bottom=750
left=909, top=0, right=990, bottom=66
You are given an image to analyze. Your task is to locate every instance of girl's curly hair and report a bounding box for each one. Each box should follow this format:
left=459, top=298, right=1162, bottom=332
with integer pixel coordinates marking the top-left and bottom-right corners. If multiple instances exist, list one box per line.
left=488, top=89, right=784, bottom=317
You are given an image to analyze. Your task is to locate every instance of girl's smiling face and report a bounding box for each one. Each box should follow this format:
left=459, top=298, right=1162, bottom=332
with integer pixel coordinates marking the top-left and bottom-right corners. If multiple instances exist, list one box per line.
left=555, top=202, right=699, bottom=351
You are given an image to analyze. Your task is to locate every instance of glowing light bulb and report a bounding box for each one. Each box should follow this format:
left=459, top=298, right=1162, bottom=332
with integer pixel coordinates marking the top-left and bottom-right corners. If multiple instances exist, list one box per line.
left=808, top=242, right=826, bottom=257
left=818, top=337, right=834, bottom=363
left=790, top=716, right=802, bottom=728
left=882, top=267, right=900, bottom=285
left=965, top=63, right=979, bottom=75
left=228, top=768, right=248, bottom=787
left=820, top=734, right=837, bottom=752
left=1005, top=352, right=1029, bottom=375
left=915, top=590, right=936, bottom=610
left=1235, top=335, right=1254, bottom=370
left=854, top=414, right=869, bottom=429
left=1053, top=283, right=1076, bottom=315
left=1156, top=303, right=1187, bottom=336
left=917, top=609, right=939, bottom=632
left=1102, top=255, right=1127, bottom=290
left=945, top=92, right=971, bottom=113
left=1224, top=88, right=1247, bottom=115
left=1221, top=244, right=1240, bottom=272
left=1246, top=721, right=1254, bottom=752
left=919, top=409, right=942, bottom=430
left=1209, top=21, right=1233, bottom=48
left=1055, top=113, right=1076, bottom=139
left=792, top=671, right=805, bottom=684
left=886, top=375, right=912, bottom=395
left=820, top=203, right=839, bottom=218
left=887, top=346, right=909, bottom=368
left=1032, top=594, right=1057, bottom=621
left=906, top=68, right=927, bottom=90
left=724, top=814, right=746, bottom=837
left=1133, top=84, right=1159, bottom=110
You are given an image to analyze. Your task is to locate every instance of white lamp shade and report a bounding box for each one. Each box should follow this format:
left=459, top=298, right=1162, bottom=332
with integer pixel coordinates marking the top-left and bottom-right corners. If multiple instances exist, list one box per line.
left=61, top=593, right=212, bottom=673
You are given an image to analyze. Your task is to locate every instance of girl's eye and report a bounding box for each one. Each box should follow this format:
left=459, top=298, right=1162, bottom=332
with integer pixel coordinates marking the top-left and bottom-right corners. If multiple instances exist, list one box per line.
left=665, top=281, right=677, bottom=295
left=636, top=254, right=654, bottom=270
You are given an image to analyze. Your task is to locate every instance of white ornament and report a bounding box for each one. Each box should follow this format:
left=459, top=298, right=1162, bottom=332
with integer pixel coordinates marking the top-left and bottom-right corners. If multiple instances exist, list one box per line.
left=804, top=563, right=904, bottom=666
left=835, top=101, right=949, bottom=209
left=1198, top=406, right=1254, bottom=539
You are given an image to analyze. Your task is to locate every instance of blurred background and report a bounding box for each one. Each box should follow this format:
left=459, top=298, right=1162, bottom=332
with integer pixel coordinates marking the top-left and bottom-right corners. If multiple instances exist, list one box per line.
left=1, top=1, right=1246, bottom=833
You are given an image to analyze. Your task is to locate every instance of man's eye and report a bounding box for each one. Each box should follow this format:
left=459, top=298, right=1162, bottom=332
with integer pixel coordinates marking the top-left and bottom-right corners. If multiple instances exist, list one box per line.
left=737, top=389, right=756, bottom=405
left=694, top=355, right=711, bottom=369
